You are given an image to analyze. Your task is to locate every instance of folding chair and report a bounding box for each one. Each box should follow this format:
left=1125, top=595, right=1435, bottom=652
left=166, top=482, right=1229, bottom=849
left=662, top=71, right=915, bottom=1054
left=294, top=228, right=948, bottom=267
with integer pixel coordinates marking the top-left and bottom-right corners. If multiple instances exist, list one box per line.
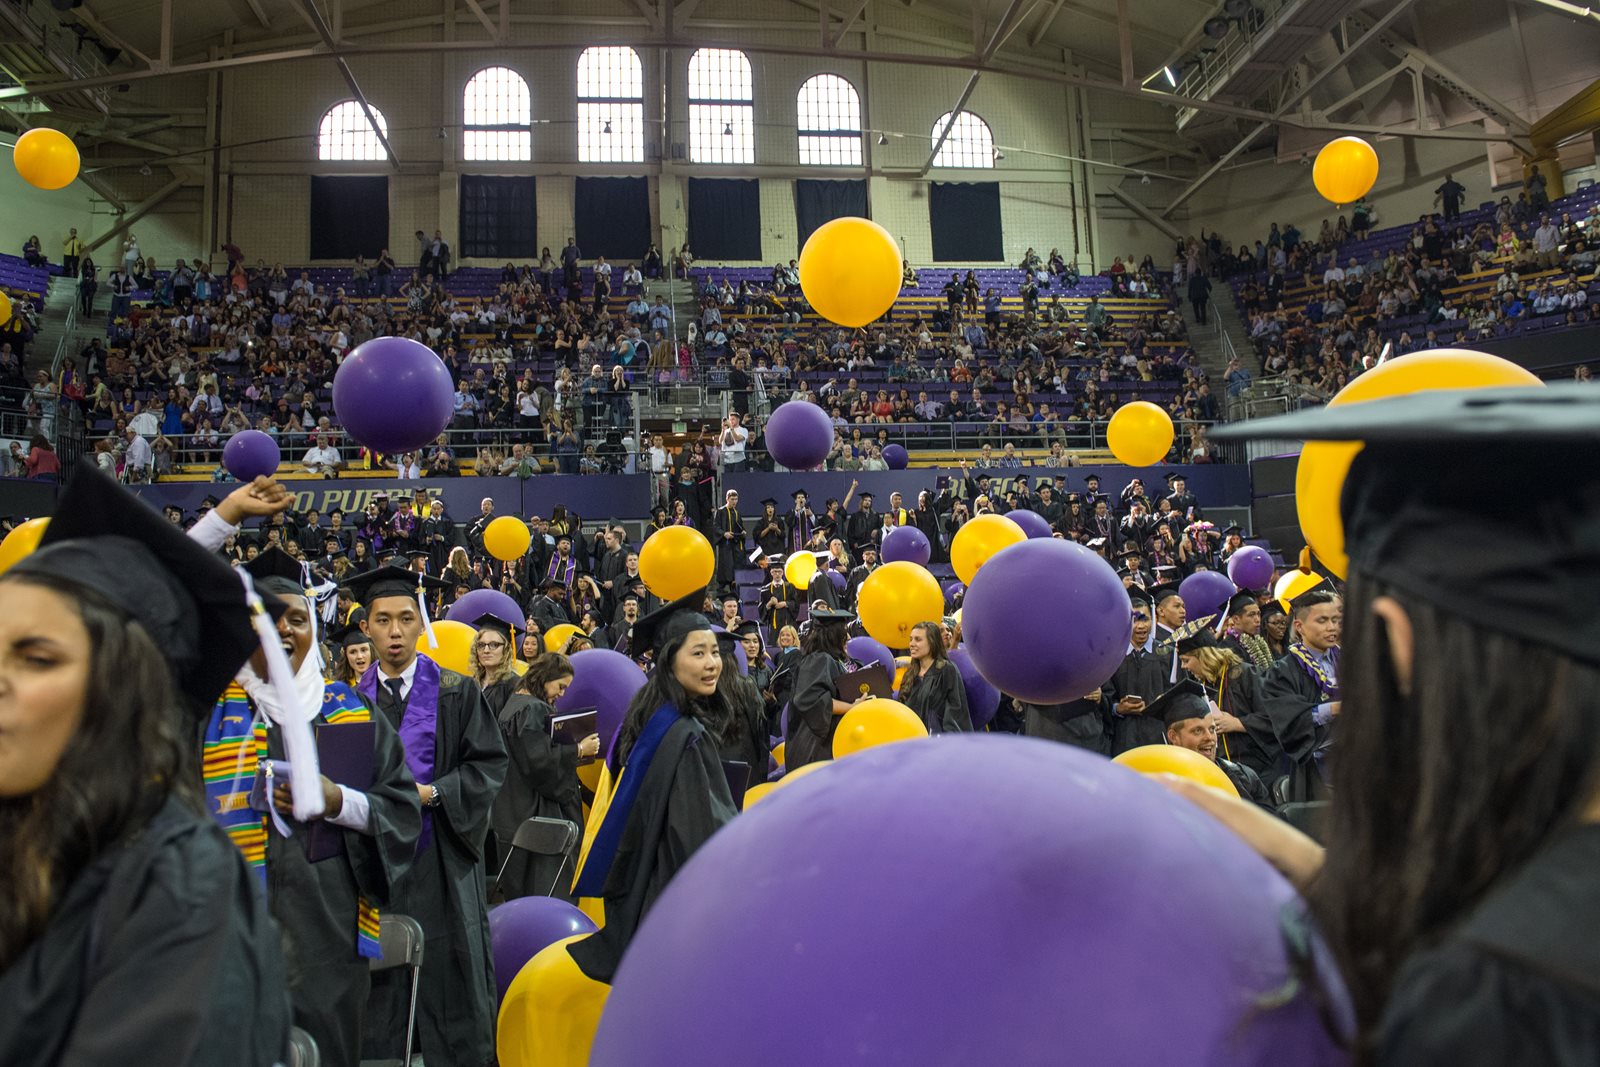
left=1277, top=801, right=1331, bottom=845
left=288, top=1026, right=319, bottom=1067
left=494, top=816, right=581, bottom=898
left=370, top=913, right=425, bottom=1067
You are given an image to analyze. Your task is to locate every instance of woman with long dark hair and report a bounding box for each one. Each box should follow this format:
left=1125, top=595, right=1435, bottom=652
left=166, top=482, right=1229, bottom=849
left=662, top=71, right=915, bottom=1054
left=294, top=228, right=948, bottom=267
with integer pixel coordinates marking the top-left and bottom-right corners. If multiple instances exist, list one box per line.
left=899, top=620, right=971, bottom=734
left=713, top=628, right=770, bottom=783
left=332, top=625, right=375, bottom=686
left=1185, top=387, right=1600, bottom=1063
left=784, top=608, right=857, bottom=768
left=565, top=591, right=737, bottom=984
left=1261, top=601, right=1290, bottom=659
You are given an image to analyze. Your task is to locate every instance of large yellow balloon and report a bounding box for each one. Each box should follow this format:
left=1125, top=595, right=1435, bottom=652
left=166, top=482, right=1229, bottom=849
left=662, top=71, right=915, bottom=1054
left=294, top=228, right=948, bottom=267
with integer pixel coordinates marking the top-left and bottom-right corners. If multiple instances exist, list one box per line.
left=949, top=513, right=1025, bottom=587
left=770, top=741, right=786, bottom=768
left=14, top=128, right=80, bottom=191
left=544, top=623, right=580, bottom=653
left=857, top=561, right=944, bottom=648
left=417, top=619, right=476, bottom=674
left=0, top=291, right=12, bottom=327
left=638, top=525, right=715, bottom=600
left=892, top=655, right=910, bottom=695
left=784, top=550, right=818, bottom=590
left=1295, top=350, right=1541, bottom=577
left=1106, top=401, right=1175, bottom=467
left=496, top=934, right=610, bottom=1067
left=832, top=697, right=928, bottom=759
left=744, top=760, right=828, bottom=809
left=798, top=216, right=903, bottom=328
left=1312, top=136, right=1379, bottom=205
left=484, top=515, right=532, bottom=561
left=1113, top=744, right=1239, bottom=797
left=0, top=517, right=48, bottom=575
left=1273, top=569, right=1323, bottom=613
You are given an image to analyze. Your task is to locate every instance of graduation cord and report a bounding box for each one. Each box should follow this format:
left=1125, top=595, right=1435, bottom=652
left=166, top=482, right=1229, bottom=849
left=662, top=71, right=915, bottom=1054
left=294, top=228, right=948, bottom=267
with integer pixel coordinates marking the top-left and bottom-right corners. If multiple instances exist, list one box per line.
left=1214, top=665, right=1232, bottom=763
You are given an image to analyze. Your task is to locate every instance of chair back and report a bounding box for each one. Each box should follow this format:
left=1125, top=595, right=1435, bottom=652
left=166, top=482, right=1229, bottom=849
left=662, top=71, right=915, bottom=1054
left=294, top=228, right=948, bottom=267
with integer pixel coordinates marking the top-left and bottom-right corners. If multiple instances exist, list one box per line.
left=511, top=816, right=580, bottom=856
left=288, top=1026, right=319, bottom=1067
left=371, top=912, right=425, bottom=972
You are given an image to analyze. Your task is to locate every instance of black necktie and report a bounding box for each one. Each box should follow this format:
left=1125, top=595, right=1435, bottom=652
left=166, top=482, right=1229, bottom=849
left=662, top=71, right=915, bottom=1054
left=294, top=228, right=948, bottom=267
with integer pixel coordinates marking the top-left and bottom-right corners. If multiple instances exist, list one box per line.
left=379, top=677, right=405, bottom=718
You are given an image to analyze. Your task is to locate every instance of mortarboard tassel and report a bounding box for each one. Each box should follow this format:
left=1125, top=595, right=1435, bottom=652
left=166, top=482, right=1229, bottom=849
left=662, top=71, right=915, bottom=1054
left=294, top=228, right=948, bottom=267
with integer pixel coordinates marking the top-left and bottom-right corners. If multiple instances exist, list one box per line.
left=417, top=572, right=439, bottom=649
left=239, top=570, right=326, bottom=823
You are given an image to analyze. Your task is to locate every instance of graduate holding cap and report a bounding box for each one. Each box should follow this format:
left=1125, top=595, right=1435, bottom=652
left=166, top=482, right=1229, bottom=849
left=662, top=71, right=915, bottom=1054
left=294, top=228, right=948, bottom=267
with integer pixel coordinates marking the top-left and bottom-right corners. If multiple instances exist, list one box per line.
left=339, top=565, right=508, bottom=1067
left=1191, top=383, right=1600, bottom=1061
left=567, top=590, right=738, bottom=983
left=0, top=464, right=291, bottom=1065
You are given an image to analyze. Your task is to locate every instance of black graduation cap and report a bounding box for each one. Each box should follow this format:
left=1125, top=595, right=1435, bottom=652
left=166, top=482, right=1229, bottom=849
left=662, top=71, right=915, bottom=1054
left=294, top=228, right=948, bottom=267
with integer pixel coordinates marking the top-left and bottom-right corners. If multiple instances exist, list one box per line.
left=1261, top=600, right=1287, bottom=621
left=541, top=577, right=569, bottom=592
left=243, top=546, right=308, bottom=601
left=1174, top=617, right=1221, bottom=654
left=1148, top=677, right=1210, bottom=727
left=200, top=494, right=221, bottom=510
left=1163, top=471, right=1180, bottom=483
left=790, top=489, right=809, bottom=499
left=733, top=620, right=762, bottom=641
left=1211, top=383, right=1600, bottom=663
left=858, top=492, right=874, bottom=501
left=809, top=607, right=856, bottom=622
left=630, top=587, right=714, bottom=659
left=11, top=462, right=280, bottom=715
left=1084, top=473, right=1101, bottom=483
left=339, top=563, right=450, bottom=606
left=760, top=498, right=779, bottom=508
left=1119, top=547, right=1144, bottom=560
left=466, top=611, right=519, bottom=641
left=1224, top=590, right=1259, bottom=617
left=1149, top=581, right=1183, bottom=607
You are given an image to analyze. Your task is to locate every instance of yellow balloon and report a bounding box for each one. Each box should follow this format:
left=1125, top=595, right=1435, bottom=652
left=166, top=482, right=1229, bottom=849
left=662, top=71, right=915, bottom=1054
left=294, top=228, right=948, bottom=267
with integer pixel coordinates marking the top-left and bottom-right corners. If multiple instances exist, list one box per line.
left=771, top=741, right=786, bottom=768
left=544, top=623, right=580, bottom=653
left=949, top=513, right=1026, bottom=587
left=1106, top=401, right=1175, bottom=467
left=416, top=619, right=476, bottom=674
left=1312, top=136, right=1379, bottom=205
left=892, top=656, right=909, bottom=695
left=496, top=934, right=610, bottom=1067
left=0, top=291, right=11, bottom=327
left=639, top=525, right=715, bottom=600
left=0, top=517, right=48, bottom=575
left=484, top=515, right=532, bottom=561
left=784, top=550, right=818, bottom=590
left=832, top=697, right=928, bottom=759
left=741, top=781, right=778, bottom=809
left=1295, top=350, right=1541, bottom=577
left=798, top=216, right=903, bottom=328
left=744, top=760, right=830, bottom=809
left=1273, top=569, right=1324, bottom=613
left=1113, top=744, right=1239, bottom=797
left=857, top=561, right=944, bottom=648
left=511, top=656, right=528, bottom=676
left=13, top=128, right=80, bottom=191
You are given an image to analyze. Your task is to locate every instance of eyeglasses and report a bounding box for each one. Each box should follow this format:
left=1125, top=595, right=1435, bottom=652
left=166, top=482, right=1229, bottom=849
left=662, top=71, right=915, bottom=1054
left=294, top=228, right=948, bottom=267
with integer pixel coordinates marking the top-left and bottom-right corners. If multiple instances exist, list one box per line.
left=479, top=641, right=507, bottom=651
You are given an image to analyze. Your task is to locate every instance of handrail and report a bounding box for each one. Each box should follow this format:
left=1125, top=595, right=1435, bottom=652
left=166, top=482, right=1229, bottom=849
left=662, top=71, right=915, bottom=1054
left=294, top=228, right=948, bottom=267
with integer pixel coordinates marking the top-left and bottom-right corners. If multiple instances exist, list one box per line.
left=49, top=283, right=78, bottom=384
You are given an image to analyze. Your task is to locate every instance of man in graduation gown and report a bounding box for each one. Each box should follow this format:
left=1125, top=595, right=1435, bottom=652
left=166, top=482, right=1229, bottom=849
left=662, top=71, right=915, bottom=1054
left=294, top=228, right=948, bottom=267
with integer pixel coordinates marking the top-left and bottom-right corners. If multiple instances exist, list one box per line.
left=542, top=533, right=583, bottom=596
left=712, top=489, right=746, bottom=597
left=1163, top=473, right=1201, bottom=520
left=530, top=576, right=574, bottom=633
left=607, top=593, right=642, bottom=655
left=760, top=560, right=798, bottom=636
left=845, top=492, right=879, bottom=557
left=206, top=549, right=422, bottom=1067
left=786, top=490, right=817, bottom=554
left=1220, top=589, right=1276, bottom=670
left=1150, top=582, right=1187, bottom=646
left=593, top=530, right=629, bottom=617
left=1151, top=678, right=1274, bottom=812
left=344, top=565, right=509, bottom=1067
left=846, top=544, right=880, bottom=608
left=1019, top=691, right=1108, bottom=752
left=420, top=498, right=457, bottom=575
left=1104, top=591, right=1172, bottom=755
left=1260, top=583, right=1341, bottom=802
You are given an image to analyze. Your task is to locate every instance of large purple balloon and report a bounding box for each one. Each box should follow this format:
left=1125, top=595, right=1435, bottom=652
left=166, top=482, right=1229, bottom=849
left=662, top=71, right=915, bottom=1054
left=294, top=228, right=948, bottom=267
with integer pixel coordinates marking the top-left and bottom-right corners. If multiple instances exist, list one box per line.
left=1006, top=509, right=1053, bottom=540
left=882, top=443, right=908, bottom=470
left=947, top=647, right=1000, bottom=728
left=1227, top=546, right=1275, bottom=591
left=592, top=737, right=1351, bottom=1066
left=332, top=336, right=454, bottom=455
left=880, top=525, right=930, bottom=566
left=846, top=635, right=895, bottom=676
left=961, top=539, right=1131, bottom=705
left=555, top=648, right=646, bottom=751
left=222, top=429, right=280, bottom=482
left=488, top=896, right=597, bottom=1008
left=765, top=400, right=834, bottom=471
left=942, top=581, right=965, bottom=608
left=445, top=588, right=524, bottom=631
left=1179, top=570, right=1237, bottom=621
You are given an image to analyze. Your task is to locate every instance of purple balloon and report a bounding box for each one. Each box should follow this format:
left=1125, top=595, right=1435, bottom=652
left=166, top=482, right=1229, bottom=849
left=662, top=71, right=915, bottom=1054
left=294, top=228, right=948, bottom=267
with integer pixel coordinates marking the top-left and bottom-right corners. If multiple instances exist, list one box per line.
left=942, top=581, right=965, bottom=608
left=1006, top=509, right=1053, bottom=539
left=222, top=429, right=280, bottom=482
left=765, top=400, right=834, bottom=471
left=947, top=647, right=1000, bottom=728
left=488, top=896, right=597, bottom=1008
left=592, top=737, right=1351, bottom=1066
left=445, top=588, right=524, bottom=631
left=1227, top=546, right=1275, bottom=591
left=556, top=648, right=646, bottom=751
left=962, top=539, right=1130, bottom=705
left=1179, top=570, right=1237, bottom=621
left=332, top=336, right=454, bottom=455
left=880, top=525, right=930, bottom=566
left=882, top=444, right=909, bottom=470
left=827, top=570, right=847, bottom=592
left=846, top=635, right=895, bottom=676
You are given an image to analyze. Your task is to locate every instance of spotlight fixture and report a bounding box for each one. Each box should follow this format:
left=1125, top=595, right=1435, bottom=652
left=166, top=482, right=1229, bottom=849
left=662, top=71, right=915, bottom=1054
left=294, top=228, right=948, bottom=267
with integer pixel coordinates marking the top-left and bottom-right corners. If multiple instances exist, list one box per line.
left=993, top=147, right=1004, bottom=161
left=1163, top=65, right=1178, bottom=87
left=1204, top=16, right=1231, bottom=38
left=603, top=120, right=612, bottom=134
left=877, top=132, right=888, bottom=145
left=723, top=122, right=733, bottom=136
left=1140, top=174, right=1151, bottom=185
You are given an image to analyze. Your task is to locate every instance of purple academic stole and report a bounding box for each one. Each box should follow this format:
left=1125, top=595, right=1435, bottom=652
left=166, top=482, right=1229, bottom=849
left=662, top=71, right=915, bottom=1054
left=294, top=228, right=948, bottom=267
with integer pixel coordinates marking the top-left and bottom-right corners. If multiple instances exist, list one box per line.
left=790, top=512, right=811, bottom=553
left=1289, top=644, right=1341, bottom=702
left=360, top=655, right=441, bottom=854
left=546, top=553, right=576, bottom=589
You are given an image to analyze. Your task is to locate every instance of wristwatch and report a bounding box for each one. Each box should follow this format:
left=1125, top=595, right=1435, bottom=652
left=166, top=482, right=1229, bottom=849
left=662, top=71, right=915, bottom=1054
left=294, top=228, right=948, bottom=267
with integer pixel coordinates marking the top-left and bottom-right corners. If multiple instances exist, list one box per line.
left=425, top=784, right=442, bottom=808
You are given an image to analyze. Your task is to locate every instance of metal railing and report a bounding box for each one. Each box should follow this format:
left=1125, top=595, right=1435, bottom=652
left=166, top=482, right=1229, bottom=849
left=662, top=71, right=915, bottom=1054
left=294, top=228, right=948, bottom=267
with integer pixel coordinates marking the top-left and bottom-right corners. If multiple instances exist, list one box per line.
left=1172, top=0, right=1293, bottom=125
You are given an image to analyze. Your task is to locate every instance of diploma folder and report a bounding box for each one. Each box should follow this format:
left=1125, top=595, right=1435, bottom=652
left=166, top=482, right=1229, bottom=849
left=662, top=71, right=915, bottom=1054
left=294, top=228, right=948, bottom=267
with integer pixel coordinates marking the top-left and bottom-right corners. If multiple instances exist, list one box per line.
left=247, top=721, right=376, bottom=863
left=547, top=707, right=600, bottom=761
left=835, top=663, right=892, bottom=702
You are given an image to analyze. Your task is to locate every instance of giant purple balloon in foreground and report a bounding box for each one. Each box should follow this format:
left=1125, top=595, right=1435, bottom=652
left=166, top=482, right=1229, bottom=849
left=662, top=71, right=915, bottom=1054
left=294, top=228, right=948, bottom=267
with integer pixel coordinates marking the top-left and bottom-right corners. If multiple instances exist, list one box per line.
left=332, top=336, right=454, bottom=455
left=961, top=538, right=1130, bottom=704
left=555, top=648, right=645, bottom=751
left=592, top=737, right=1350, bottom=1066
left=764, top=400, right=834, bottom=471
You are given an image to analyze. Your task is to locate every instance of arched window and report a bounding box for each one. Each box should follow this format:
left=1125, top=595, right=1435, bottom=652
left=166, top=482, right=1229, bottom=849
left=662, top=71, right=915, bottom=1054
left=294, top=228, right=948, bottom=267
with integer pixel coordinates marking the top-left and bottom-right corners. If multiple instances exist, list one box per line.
left=929, top=110, right=994, bottom=169
left=463, top=66, right=532, bottom=161
left=687, top=47, right=753, bottom=164
left=797, top=73, right=862, bottom=166
left=318, top=100, right=389, bottom=161
left=577, top=46, right=644, bottom=163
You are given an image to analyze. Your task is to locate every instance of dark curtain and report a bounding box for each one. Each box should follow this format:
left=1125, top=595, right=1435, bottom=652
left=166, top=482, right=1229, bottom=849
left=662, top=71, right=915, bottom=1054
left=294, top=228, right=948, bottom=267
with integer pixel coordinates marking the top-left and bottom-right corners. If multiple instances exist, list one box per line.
left=309, top=176, right=389, bottom=260
left=458, top=175, right=537, bottom=260
left=793, top=179, right=868, bottom=254
left=929, top=181, right=1003, bottom=262
left=688, top=178, right=761, bottom=260
left=575, top=177, right=650, bottom=261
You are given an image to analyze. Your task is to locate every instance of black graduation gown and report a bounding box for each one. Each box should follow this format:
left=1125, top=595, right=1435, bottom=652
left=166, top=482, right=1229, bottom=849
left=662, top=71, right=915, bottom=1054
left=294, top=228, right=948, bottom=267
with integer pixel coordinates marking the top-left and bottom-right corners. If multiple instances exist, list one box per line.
left=769, top=647, right=803, bottom=714
left=1218, top=757, right=1275, bottom=812
left=912, top=506, right=948, bottom=563
left=846, top=509, right=878, bottom=553
left=717, top=673, right=771, bottom=784
left=481, top=674, right=519, bottom=717
left=786, top=651, right=848, bottom=768
left=567, top=715, right=738, bottom=984
left=1105, top=646, right=1172, bottom=755
left=755, top=516, right=787, bottom=558
left=529, top=593, right=573, bottom=633
left=1203, top=667, right=1281, bottom=780
left=1259, top=652, right=1334, bottom=801
left=490, top=694, right=583, bottom=902
left=713, top=506, right=744, bottom=591
left=263, top=704, right=420, bottom=1067
left=0, top=795, right=291, bottom=1066
left=364, top=666, right=508, bottom=1067
left=901, top=660, right=972, bottom=734
left=1376, top=825, right=1600, bottom=1066
left=762, top=579, right=797, bottom=634
left=846, top=563, right=878, bottom=607
left=1020, top=695, right=1109, bottom=753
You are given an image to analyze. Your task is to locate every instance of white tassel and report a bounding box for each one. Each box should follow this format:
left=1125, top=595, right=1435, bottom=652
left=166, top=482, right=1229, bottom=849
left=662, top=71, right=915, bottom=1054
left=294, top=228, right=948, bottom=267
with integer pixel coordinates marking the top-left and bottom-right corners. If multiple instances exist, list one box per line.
left=418, top=575, right=438, bottom=650
left=239, top=571, right=326, bottom=822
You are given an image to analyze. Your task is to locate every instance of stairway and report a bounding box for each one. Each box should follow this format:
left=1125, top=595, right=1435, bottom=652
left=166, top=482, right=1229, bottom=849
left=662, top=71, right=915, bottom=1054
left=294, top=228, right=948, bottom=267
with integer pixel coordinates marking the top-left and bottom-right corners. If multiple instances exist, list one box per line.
left=29, top=274, right=97, bottom=376
left=1183, top=283, right=1248, bottom=385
